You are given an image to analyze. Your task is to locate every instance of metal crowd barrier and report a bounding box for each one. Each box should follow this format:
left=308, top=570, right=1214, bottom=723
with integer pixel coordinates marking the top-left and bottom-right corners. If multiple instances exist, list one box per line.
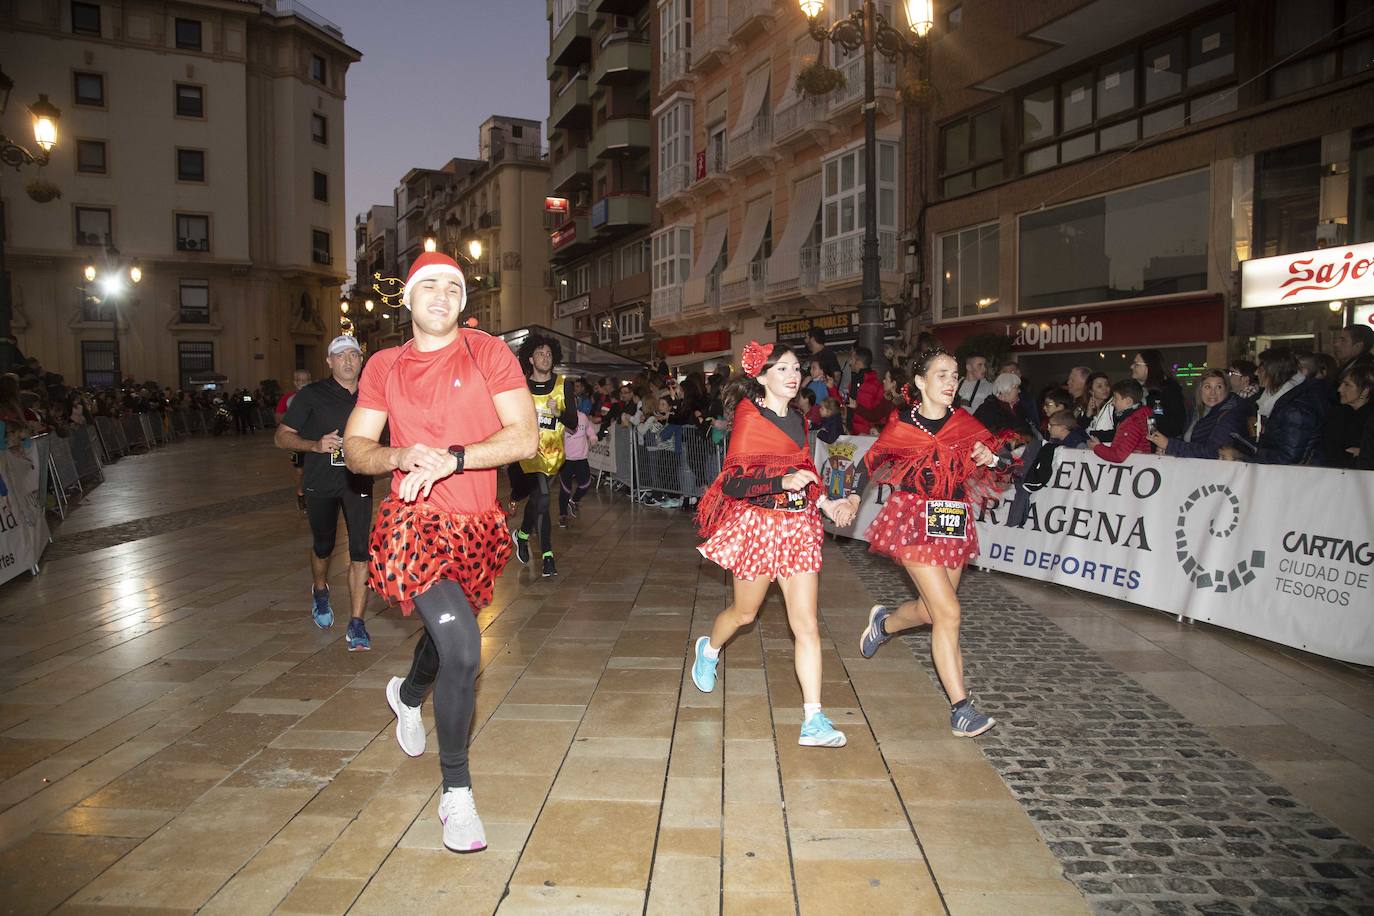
left=629, top=424, right=724, bottom=501
left=46, top=436, right=83, bottom=518
left=171, top=409, right=191, bottom=437
left=68, top=426, right=105, bottom=485
left=94, top=415, right=125, bottom=460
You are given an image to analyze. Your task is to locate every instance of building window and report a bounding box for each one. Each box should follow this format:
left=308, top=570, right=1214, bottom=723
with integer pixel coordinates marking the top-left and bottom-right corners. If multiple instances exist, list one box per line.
left=1019, top=169, right=1209, bottom=310
left=822, top=141, right=898, bottom=278
left=175, top=83, right=204, bottom=118
left=652, top=226, right=692, bottom=291
left=310, top=54, right=327, bottom=83
left=71, top=1, right=100, bottom=35
left=1019, top=13, right=1236, bottom=175
left=175, top=18, right=202, bottom=50
left=313, top=171, right=328, bottom=202
left=657, top=100, right=692, bottom=198
left=621, top=237, right=650, bottom=277
left=660, top=0, right=692, bottom=78
left=945, top=5, right=962, bottom=31
left=178, top=279, right=210, bottom=323
left=937, top=222, right=999, bottom=319
left=939, top=107, right=1002, bottom=197
left=76, top=139, right=106, bottom=174
left=574, top=263, right=590, bottom=296
left=311, top=112, right=328, bottom=145
left=177, top=148, right=206, bottom=182
left=1254, top=140, right=1322, bottom=258
left=1269, top=0, right=1374, bottom=98
left=176, top=213, right=210, bottom=251
left=75, top=206, right=112, bottom=246
left=178, top=342, right=214, bottom=391
left=74, top=72, right=105, bottom=107
left=618, top=308, right=645, bottom=344
left=1352, top=125, right=1374, bottom=244
left=312, top=229, right=331, bottom=265
left=81, top=340, right=115, bottom=388
left=597, top=254, right=613, bottom=288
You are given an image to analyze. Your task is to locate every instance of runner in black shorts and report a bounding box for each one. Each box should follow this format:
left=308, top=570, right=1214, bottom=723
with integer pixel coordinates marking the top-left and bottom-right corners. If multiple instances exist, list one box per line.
left=277, top=369, right=311, bottom=513
left=275, top=335, right=375, bottom=650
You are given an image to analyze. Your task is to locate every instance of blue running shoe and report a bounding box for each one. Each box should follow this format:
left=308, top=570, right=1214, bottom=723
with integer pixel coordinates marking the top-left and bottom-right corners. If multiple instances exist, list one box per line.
left=859, top=605, right=894, bottom=659
left=346, top=617, right=371, bottom=651
left=691, top=635, right=718, bottom=693
left=311, top=587, right=334, bottom=629
left=799, top=711, right=847, bottom=748
left=951, top=701, right=996, bottom=737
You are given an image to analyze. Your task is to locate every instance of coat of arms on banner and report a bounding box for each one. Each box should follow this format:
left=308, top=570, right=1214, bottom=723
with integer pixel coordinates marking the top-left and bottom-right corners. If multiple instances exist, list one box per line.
left=821, top=441, right=859, bottom=499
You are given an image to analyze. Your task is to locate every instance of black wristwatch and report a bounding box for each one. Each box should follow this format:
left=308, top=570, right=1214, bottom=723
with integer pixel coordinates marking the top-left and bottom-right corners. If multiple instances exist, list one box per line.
left=447, top=444, right=465, bottom=475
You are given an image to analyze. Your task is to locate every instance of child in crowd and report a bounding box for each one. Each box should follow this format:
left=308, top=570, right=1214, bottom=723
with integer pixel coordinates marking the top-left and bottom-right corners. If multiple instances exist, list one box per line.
left=798, top=388, right=820, bottom=425
left=816, top=398, right=844, bottom=444
left=1046, top=409, right=1088, bottom=448
left=1089, top=379, right=1152, bottom=462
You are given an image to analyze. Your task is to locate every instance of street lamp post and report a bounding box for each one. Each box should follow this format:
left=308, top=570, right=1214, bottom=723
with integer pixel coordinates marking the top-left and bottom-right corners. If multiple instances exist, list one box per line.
left=0, top=67, right=62, bottom=371
left=801, top=0, right=931, bottom=370
left=83, top=248, right=143, bottom=387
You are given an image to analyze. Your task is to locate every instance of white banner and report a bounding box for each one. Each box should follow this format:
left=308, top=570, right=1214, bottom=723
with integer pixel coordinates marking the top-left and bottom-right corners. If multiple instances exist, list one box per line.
left=816, top=436, right=1374, bottom=665
left=0, top=445, right=50, bottom=586
left=588, top=423, right=617, bottom=474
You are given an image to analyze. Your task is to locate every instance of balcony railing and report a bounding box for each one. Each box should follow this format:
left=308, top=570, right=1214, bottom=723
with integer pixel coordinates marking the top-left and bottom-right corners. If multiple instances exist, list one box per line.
left=692, top=13, right=729, bottom=70
left=830, top=54, right=897, bottom=112
left=695, top=147, right=727, bottom=187
left=727, top=115, right=773, bottom=170
left=721, top=259, right=769, bottom=306
left=178, top=309, right=211, bottom=324
left=658, top=162, right=692, bottom=202
left=800, top=245, right=821, bottom=291
left=270, top=0, right=343, bottom=38
left=773, top=93, right=827, bottom=146
left=659, top=47, right=691, bottom=89
left=820, top=231, right=898, bottom=283
left=652, top=287, right=682, bottom=321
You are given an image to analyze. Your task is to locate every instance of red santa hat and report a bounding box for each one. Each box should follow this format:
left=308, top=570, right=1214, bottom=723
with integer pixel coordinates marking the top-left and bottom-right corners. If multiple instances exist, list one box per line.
left=402, top=252, right=467, bottom=311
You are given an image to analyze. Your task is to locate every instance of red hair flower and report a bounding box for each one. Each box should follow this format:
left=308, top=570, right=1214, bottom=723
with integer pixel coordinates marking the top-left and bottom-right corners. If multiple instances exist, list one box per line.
left=741, top=340, right=774, bottom=378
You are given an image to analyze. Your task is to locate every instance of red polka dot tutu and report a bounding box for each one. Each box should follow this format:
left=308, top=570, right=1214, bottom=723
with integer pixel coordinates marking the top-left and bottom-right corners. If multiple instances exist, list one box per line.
left=698, top=503, right=823, bottom=581
left=865, top=492, right=978, bottom=568
left=368, top=497, right=513, bottom=615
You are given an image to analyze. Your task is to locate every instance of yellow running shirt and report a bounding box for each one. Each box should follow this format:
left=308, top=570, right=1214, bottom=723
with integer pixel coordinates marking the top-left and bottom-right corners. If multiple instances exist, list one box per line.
left=521, top=374, right=568, bottom=476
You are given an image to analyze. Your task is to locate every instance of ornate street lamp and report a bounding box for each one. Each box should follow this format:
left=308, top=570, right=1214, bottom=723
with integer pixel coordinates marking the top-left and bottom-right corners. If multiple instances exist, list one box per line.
left=82, top=250, right=143, bottom=385
left=800, top=0, right=931, bottom=369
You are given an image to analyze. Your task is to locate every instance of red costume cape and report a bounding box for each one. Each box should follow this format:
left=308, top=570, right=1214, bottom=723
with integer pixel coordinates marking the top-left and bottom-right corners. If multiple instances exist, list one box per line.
left=863, top=407, right=1011, bottom=502
left=695, top=399, right=820, bottom=538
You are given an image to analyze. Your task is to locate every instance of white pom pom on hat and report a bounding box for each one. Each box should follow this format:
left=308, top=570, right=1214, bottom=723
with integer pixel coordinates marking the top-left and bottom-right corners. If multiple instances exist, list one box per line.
left=402, top=252, right=467, bottom=311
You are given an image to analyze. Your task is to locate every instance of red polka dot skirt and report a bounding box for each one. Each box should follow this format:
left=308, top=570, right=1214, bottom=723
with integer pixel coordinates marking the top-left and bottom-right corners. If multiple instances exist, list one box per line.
left=698, top=502, right=823, bottom=581
left=368, top=497, right=513, bottom=615
left=865, top=492, right=979, bottom=569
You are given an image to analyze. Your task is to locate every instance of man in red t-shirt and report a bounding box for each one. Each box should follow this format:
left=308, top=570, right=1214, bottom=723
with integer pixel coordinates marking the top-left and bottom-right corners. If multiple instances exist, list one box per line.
left=343, top=251, right=536, bottom=854
left=276, top=369, right=311, bottom=512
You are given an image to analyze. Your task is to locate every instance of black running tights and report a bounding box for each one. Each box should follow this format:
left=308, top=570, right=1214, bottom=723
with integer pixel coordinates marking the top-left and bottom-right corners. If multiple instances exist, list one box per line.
left=519, top=472, right=553, bottom=552
left=398, top=580, right=480, bottom=789
left=558, top=458, right=591, bottom=517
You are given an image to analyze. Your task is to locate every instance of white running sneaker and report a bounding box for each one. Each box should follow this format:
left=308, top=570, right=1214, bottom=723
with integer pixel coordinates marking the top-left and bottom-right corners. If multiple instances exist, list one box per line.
left=438, top=786, right=487, bottom=853
left=386, top=676, right=425, bottom=757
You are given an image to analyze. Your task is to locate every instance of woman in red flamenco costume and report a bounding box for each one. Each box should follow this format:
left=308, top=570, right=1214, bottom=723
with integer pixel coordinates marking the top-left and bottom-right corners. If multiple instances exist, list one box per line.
left=853, top=347, right=1013, bottom=738
left=689, top=342, right=860, bottom=748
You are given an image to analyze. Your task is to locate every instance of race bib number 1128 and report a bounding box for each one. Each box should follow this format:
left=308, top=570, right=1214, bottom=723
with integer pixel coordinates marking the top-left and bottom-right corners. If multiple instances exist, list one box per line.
left=925, top=500, right=968, bottom=540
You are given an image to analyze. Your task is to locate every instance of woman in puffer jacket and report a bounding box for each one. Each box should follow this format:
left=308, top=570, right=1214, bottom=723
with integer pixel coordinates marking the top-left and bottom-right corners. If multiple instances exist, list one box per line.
left=1148, top=369, right=1251, bottom=460
left=1219, top=349, right=1327, bottom=465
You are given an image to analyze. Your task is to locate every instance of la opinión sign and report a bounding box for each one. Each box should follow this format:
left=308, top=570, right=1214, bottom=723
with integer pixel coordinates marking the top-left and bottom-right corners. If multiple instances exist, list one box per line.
left=1241, top=241, right=1374, bottom=309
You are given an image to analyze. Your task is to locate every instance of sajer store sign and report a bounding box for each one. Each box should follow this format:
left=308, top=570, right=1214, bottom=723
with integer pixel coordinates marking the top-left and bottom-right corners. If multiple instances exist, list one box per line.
left=1240, top=241, right=1374, bottom=309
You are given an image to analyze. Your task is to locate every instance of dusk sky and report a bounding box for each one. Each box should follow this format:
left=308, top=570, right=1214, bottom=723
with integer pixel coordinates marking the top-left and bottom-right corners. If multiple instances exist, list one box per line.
left=330, top=0, right=551, bottom=278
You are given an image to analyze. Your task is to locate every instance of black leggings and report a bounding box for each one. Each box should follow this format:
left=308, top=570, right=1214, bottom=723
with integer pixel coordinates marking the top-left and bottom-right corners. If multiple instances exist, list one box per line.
left=559, top=459, right=591, bottom=517
left=519, top=472, right=554, bottom=553
left=398, top=580, right=481, bottom=789
left=305, top=491, right=372, bottom=562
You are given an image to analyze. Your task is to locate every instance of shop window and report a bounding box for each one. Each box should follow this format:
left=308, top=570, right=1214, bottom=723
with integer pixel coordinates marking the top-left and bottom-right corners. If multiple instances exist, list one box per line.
left=1351, top=125, right=1374, bottom=244
left=938, top=222, right=999, bottom=320
left=74, top=72, right=104, bottom=107
left=1020, top=13, right=1235, bottom=175
left=75, top=206, right=111, bottom=246
left=939, top=107, right=1002, bottom=198
left=1254, top=140, right=1322, bottom=258
left=1018, top=170, right=1209, bottom=310
left=177, top=213, right=210, bottom=251
left=1269, top=0, right=1374, bottom=99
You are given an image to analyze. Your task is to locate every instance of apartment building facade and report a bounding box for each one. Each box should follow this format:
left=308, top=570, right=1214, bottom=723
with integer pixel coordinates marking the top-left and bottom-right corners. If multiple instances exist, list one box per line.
left=0, top=0, right=360, bottom=390
left=649, top=0, right=909, bottom=372
left=914, top=0, right=1374, bottom=389
left=547, top=0, right=655, bottom=362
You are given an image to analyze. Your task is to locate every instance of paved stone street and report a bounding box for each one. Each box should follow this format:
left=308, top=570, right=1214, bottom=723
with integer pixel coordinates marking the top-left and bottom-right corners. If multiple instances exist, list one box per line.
left=0, top=433, right=1370, bottom=915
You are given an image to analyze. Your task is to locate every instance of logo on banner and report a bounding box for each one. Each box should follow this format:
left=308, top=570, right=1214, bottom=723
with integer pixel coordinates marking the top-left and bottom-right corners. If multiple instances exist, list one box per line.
left=820, top=441, right=860, bottom=500
left=1174, top=484, right=1264, bottom=593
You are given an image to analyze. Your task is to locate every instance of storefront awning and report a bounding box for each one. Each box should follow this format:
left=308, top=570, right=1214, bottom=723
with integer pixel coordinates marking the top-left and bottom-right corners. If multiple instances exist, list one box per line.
left=497, top=325, right=649, bottom=376
left=728, top=65, right=772, bottom=138
left=719, top=197, right=772, bottom=287
left=683, top=213, right=729, bottom=309
left=765, top=174, right=822, bottom=288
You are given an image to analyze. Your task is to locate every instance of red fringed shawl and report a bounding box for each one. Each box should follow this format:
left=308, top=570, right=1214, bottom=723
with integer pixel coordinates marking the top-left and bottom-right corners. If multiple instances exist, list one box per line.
left=863, top=407, right=1013, bottom=503
left=696, top=399, right=820, bottom=538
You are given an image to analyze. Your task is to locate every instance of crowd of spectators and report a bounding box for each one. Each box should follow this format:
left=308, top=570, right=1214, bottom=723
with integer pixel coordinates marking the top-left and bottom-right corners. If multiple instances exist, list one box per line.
left=0, top=354, right=280, bottom=450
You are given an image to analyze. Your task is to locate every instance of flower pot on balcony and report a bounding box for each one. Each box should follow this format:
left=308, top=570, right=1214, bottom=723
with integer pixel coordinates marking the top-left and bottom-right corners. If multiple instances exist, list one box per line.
left=795, top=61, right=845, bottom=97
left=25, top=179, right=62, bottom=203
